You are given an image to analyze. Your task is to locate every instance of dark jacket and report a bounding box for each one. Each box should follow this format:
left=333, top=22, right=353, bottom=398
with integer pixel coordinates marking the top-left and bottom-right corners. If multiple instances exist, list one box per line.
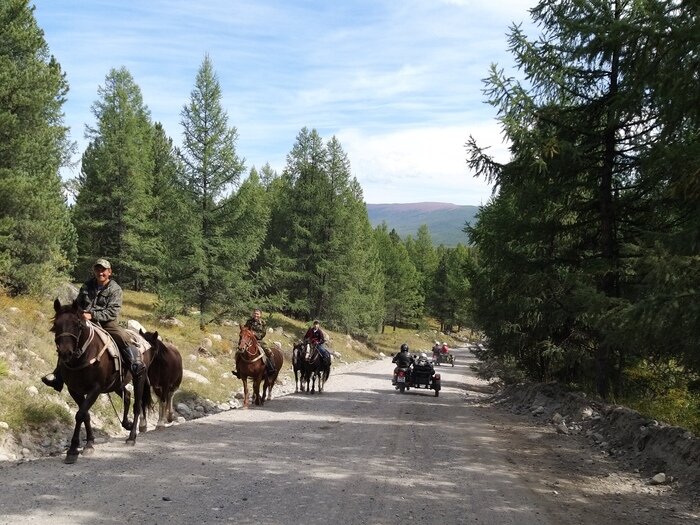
left=77, top=278, right=123, bottom=324
left=244, top=317, right=266, bottom=341
left=392, top=351, right=414, bottom=368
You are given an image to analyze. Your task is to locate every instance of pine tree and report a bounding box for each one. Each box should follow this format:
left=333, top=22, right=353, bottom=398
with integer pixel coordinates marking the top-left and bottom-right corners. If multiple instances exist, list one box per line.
left=374, top=225, right=422, bottom=331
left=176, top=54, right=246, bottom=329
left=72, top=67, right=155, bottom=289
left=0, top=0, right=76, bottom=295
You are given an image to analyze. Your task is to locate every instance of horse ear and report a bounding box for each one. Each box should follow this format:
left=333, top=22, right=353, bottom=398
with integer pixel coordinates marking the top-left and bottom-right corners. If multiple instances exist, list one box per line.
left=153, top=331, right=159, bottom=339
left=54, top=298, right=61, bottom=312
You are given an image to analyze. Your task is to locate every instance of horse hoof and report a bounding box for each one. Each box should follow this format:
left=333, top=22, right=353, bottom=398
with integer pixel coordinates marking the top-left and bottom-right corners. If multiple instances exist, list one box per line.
left=65, top=453, right=79, bottom=464
left=125, top=439, right=136, bottom=446
left=82, top=444, right=95, bottom=456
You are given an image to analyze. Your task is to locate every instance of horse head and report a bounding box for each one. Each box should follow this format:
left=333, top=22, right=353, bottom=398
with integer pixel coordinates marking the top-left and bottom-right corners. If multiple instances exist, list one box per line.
left=51, top=298, right=89, bottom=362
left=238, top=327, right=259, bottom=357
left=140, top=329, right=160, bottom=347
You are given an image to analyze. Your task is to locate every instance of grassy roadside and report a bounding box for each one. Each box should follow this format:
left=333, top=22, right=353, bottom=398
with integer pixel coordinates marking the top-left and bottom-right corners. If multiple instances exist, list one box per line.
left=0, top=290, right=467, bottom=439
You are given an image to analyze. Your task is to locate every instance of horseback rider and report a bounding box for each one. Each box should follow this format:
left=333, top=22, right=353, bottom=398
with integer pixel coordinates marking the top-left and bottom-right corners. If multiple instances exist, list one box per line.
left=232, top=308, right=276, bottom=378
left=304, top=320, right=331, bottom=366
left=391, top=343, right=414, bottom=384
left=41, top=258, right=146, bottom=392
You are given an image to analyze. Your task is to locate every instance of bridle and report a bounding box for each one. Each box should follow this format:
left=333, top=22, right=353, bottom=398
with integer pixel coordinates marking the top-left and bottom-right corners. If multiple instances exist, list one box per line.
left=53, top=313, right=97, bottom=365
left=237, top=330, right=263, bottom=362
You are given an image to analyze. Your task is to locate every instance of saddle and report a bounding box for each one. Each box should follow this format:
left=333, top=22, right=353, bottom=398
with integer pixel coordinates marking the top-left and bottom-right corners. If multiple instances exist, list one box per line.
left=88, top=322, right=150, bottom=377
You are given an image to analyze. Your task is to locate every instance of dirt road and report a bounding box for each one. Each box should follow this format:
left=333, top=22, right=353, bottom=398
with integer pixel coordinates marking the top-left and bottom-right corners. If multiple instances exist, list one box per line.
left=0, top=348, right=697, bottom=524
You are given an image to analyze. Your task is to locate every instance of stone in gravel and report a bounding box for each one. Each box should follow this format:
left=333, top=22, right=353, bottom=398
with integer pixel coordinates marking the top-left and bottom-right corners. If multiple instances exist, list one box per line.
left=650, top=473, right=666, bottom=485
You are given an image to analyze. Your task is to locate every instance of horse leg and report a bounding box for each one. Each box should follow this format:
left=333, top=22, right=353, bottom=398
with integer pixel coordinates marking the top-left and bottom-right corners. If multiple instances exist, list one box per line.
left=166, top=387, right=176, bottom=423
left=66, top=389, right=99, bottom=463
left=253, top=376, right=262, bottom=406
left=261, top=379, right=268, bottom=403
left=120, top=386, right=133, bottom=430
left=242, top=376, right=249, bottom=408
left=156, top=388, right=168, bottom=429
left=127, top=374, right=146, bottom=444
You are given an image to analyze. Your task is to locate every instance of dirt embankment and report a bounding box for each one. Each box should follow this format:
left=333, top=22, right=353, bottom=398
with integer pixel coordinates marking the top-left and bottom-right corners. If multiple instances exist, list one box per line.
left=492, top=382, right=700, bottom=497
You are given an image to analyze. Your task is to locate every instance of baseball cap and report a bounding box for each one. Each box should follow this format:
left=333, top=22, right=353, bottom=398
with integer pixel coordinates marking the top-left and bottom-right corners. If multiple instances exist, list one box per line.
left=94, top=258, right=111, bottom=269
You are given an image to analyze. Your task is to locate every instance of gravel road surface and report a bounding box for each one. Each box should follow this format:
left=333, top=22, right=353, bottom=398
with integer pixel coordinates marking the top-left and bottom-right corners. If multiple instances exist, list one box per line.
left=0, top=348, right=697, bottom=524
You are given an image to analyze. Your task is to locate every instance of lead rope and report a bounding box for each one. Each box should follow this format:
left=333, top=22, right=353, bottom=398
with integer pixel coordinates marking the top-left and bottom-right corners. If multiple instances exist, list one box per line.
left=107, top=392, right=121, bottom=421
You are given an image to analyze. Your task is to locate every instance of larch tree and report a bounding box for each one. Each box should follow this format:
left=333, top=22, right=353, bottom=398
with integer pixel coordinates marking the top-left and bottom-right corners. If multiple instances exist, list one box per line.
left=466, top=0, right=700, bottom=396
left=72, top=67, right=155, bottom=289
left=176, top=54, right=246, bottom=329
left=0, top=0, right=76, bottom=295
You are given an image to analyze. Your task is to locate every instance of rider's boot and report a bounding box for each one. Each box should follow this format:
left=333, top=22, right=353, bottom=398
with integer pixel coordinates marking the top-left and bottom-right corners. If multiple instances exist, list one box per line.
left=121, top=345, right=146, bottom=377
left=129, top=345, right=146, bottom=376
left=41, top=368, right=64, bottom=392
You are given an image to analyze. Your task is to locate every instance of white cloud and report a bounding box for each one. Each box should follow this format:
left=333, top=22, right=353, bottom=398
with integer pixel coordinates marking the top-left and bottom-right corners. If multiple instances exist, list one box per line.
left=336, top=121, right=508, bottom=204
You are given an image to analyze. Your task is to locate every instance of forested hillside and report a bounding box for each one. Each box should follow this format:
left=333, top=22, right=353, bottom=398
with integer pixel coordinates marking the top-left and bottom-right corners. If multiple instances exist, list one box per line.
left=1, top=0, right=698, bottom=431
left=366, top=203, right=479, bottom=247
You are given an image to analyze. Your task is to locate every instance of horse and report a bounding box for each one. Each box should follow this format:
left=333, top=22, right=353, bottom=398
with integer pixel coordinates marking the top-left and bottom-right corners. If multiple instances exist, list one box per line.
left=261, top=343, right=284, bottom=403
left=235, top=326, right=269, bottom=407
left=300, top=342, right=331, bottom=394
left=292, top=341, right=305, bottom=393
left=140, top=330, right=183, bottom=429
left=50, top=299, right=152, bottom=463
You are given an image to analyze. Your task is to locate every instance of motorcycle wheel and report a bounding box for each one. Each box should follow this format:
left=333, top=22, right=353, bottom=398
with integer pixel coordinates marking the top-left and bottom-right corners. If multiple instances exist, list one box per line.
left=399, top=384, right=405, bottom=393
left=451, top=359, right=455, bottom=367
left=434, top=390, right=439, bottom=397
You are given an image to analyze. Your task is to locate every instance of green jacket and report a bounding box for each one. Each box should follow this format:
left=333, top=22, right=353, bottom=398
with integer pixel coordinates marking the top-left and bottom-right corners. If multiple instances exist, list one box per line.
left=244, top=317, right=266, bottom=341
left=77, top=278, right=123, bottom=324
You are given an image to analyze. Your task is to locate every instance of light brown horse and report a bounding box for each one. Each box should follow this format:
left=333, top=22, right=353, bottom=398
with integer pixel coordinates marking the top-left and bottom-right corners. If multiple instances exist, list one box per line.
left=50, top=299, right=152, bottom=463
left=236, top=326, right=277, bottom=407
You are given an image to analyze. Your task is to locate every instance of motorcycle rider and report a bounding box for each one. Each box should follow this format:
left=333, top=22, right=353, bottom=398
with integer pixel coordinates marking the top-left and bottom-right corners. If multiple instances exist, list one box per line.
left=391, top=343, right=414, bottom=384
left=431, top=341, right=441, bottom=361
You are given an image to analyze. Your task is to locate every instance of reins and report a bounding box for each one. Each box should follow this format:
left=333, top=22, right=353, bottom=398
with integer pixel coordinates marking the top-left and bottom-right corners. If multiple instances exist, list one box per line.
left=56, top=319, right=112, bottom=371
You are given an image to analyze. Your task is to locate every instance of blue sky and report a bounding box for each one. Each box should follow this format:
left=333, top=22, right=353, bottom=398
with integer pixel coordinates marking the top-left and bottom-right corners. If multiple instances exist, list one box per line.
left=32, top=0, right=535, bottom=206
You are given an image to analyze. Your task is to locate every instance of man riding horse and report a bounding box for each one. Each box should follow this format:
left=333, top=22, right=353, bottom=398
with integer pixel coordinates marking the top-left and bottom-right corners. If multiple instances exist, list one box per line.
left=304, top=320, right=331, bottom=366
left=232, top=308, right=276, bottom=378
left=41, top=258, right=146, bottom=392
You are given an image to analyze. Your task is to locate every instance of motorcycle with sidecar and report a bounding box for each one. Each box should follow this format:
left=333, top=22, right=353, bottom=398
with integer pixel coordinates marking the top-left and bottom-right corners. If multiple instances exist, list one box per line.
left=393, top=357, right=441, bottom=396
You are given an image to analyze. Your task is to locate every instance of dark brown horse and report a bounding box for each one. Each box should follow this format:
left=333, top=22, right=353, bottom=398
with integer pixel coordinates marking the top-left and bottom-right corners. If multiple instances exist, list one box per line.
left=140, top=330, right=183, bottom=429
left=261, top=343, right=284, bottom=403
left=300, top=342, right=331, bottom=394
left=235, top=326, right=273, bottom=407
left=50, top=299, right=152, bottom=463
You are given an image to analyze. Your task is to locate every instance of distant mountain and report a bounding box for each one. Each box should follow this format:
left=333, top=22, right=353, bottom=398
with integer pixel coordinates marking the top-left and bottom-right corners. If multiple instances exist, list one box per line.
left=366, top=202, right=480, bottom=247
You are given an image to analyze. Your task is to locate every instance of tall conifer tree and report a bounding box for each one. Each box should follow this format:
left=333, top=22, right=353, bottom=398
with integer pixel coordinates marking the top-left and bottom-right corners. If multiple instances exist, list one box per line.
left=0, top=0, right=76, bottom=295
left=72, top=67, right=155, bottom=288
left=177, top=55, right=245, bottom=329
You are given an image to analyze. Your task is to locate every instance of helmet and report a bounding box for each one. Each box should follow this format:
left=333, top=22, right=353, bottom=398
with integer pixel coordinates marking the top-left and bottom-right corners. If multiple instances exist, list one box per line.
left=420, top=352, right=427, bottom=358
left=400, top=343, right=409, bottom=352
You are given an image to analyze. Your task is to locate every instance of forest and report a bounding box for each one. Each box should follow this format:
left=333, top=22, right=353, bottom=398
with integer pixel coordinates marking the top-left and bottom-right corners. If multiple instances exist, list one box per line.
left=1, top=1, right=697, bottom=425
